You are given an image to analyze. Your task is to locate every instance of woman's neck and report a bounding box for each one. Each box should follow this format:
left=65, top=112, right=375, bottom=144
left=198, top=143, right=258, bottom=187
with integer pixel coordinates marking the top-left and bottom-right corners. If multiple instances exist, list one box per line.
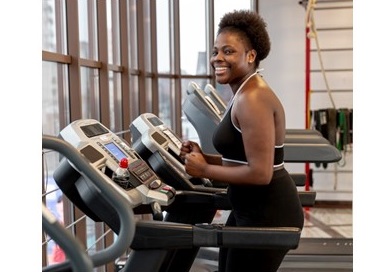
left=230, top=70, right=258, bottom=94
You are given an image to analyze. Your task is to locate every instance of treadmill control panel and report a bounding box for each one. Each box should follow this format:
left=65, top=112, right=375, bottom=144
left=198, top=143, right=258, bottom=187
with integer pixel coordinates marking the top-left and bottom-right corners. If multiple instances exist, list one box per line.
left=60, top=119, right=175, bottom=207
left=130, top=113, right=222, bottom=193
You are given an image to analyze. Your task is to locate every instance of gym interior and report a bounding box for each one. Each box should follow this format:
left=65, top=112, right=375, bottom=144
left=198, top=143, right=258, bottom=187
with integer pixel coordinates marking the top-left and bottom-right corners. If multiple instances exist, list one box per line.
left=8, top=0, right=381, bottom=271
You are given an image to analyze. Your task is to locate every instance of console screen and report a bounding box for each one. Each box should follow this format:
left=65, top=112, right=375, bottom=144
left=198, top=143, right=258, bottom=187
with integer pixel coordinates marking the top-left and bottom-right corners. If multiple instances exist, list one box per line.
left=148, top=116, right=163, bottom=127
left=151, top=131, right=167, bottom=145
left=162, top=129, right=182, bottom=149
left=81, top=123, right=108, bottom=138
left=80, top=145, right=104, bottom=164
left=104, top=142, right=127, bottom=161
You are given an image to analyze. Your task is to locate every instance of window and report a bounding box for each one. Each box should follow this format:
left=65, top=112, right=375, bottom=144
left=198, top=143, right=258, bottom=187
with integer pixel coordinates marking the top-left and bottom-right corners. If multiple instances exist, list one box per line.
left=42, top=1, right=255, bottom=270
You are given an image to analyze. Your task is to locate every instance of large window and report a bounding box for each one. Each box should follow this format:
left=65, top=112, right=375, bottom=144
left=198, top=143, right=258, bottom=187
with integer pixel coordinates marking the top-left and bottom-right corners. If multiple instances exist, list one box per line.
left=42, top=1, right=254, bottom=270
left=42, top=0, right=254, bottom=139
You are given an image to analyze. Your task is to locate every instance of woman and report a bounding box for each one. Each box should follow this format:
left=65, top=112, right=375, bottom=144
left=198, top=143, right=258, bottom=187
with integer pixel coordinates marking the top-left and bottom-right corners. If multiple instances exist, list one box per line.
left=180, top=10, right=304, bottom=272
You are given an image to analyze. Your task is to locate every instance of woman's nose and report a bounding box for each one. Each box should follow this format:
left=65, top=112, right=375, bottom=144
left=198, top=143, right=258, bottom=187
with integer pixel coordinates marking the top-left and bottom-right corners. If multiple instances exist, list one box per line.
left=211, top=52, right=223, bottom=63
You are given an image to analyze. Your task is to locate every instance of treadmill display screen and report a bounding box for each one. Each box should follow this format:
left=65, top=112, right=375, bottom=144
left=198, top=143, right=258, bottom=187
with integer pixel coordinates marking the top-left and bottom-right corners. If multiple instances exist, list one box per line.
left=148, top=116, right=163, bottom=127
left=81, top=123, right=109, bottom=138
left=104, top=142, right=127, bottom=161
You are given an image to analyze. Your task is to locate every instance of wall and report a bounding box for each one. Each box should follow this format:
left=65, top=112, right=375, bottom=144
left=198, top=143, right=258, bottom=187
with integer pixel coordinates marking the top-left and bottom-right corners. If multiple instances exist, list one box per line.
left=259, top=0, right=353, bottom=202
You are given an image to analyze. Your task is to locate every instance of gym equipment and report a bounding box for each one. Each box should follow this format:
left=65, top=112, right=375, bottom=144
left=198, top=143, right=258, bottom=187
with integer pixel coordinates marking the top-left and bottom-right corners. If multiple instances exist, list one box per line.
left=182, top=82, right=221, bottom=154
left=129, top=114, right=305, bottom=272
left=46, top=120, right=302, bottom=272
left=183, top=81, right=342, bottom=163
left=42, top=135, right=136, bottom=272
left=43, top=201, right=94, bottom=272
left=130, top=113, right=230, bottom=271
left=55, top=119, right=175, bottom=222
left=204, top=83, right=227, bottom=114
left=131, top=112, right=316, bottom=207
left=130, top=112, right=222, bottom=193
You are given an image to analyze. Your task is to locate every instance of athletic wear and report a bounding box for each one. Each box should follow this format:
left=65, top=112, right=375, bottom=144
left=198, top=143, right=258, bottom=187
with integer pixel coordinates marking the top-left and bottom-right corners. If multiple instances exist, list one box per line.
left=212, top=75, right=304, bottom=271
left=219, top=169, right=304, bottom=271
left=213, top=104, right=284, bottom=166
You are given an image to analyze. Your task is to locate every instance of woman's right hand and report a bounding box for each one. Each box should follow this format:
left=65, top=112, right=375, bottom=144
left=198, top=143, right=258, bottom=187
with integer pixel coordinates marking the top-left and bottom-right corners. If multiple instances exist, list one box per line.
left=180, top=140, right=202, bottom=161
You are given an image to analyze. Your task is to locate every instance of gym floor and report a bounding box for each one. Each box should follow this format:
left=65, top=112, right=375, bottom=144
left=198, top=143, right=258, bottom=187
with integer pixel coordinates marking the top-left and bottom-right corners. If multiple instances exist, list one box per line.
left=191, top=206, right=353, bottom=272
left=301, top=206, right=352, bottom=239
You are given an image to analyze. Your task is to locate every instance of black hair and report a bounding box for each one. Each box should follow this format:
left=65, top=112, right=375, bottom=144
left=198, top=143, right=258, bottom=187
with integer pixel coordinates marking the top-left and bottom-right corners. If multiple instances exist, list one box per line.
left=217, top=10, right=271, bottom=67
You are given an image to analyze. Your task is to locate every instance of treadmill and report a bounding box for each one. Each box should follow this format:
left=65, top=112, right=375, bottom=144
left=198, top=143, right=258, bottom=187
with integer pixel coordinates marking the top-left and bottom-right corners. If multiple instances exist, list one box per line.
left=42, top=134, right=137, bottom=272
left=45, top=119, right=302, bottom=272
left=130, top=113, right=317, bottom=271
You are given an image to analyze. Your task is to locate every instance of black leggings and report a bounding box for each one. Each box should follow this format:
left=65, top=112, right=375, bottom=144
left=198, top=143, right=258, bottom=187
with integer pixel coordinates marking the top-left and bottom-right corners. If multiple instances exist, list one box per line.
left=218, top=212, right=289, bottom=272
left=218, top=169, right=304, bottom=272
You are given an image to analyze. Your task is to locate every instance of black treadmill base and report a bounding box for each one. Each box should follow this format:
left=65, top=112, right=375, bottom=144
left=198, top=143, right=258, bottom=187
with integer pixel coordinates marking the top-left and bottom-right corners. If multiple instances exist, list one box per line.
left=191, top=255, right=353, bottom=272
left=191, top=244, right=353, bottom=272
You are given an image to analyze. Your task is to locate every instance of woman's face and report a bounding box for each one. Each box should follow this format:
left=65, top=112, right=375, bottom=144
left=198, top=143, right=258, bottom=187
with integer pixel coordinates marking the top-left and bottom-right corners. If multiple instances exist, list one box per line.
left=210, top=30, right=253, bottom=85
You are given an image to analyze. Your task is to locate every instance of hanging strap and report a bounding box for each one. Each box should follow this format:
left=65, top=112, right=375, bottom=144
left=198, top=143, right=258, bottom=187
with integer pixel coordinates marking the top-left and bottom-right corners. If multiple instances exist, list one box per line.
left=326, top=108, right=337, bottom=147
left=337, top=108, right=351, bottom=151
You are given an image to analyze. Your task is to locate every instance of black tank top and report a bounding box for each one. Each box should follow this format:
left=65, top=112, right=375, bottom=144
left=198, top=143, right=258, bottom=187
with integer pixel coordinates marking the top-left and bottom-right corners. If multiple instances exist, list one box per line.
left=212, top=93, right=284, bottom=166
left=212, top=71, right=284, bottom=167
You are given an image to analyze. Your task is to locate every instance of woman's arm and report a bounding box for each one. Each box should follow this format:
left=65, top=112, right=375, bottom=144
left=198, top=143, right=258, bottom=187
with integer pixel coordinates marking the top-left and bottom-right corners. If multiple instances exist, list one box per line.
left=180, top=140, right=222, bottom=165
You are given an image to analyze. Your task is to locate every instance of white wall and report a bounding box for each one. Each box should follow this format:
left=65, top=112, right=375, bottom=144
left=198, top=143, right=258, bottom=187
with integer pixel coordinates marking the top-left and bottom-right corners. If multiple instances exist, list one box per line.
left=259, top=1, right=307, bottom=129
left=259, top=0, right=353, bottom=202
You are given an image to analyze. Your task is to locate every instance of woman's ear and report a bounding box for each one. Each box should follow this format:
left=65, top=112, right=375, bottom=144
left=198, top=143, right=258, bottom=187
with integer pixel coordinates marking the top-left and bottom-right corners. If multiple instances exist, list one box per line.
left=248, top=49, right=257, bottom=64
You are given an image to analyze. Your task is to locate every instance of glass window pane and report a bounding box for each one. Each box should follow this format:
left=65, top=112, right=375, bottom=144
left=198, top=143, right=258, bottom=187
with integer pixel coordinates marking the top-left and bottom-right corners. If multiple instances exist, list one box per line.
left=42, top=60, right=69, bottom=182
left=80, top=67, right=100, bottom=119
left=143, top=1, right=152, bottom=72
left=78, top=0, right=89, bottom=58
left=43, top=61, right=61, bottom=136
left=158, top=78, right=172, bottom=127
left=42, top=0, right=56, bottom=52
left=86, top=218, right=99, bottom=254
left=129, top=75, right=140, bottom=121
left=42, top=168, right=64, bottom=265
left=108, top=71, right=123, bottom=132
left=42, top=61, right=70, bottom=136
left=145, top=78, right=153, bottom=113
left=42, top=0, right=67, bottom=53
left=180, top=0, right=206, bottom=75
left=156, top=0, right=170, bottom=73
left=42, top=61, right=69, bottom=264
left=181, top=78, right=204, bottom=143
left=106, top=1, right=113, bottom=64
left=107, top=0, right=121, bottom=65
left=128, top=0, right=139, bottom=70
left=78, top=0, right=98, bottom=60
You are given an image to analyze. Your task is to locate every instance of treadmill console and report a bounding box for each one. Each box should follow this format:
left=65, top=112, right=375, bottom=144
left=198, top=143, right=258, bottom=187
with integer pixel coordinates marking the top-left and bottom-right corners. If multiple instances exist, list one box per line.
left=54, top=119, right=175, bottom=226
left=130, top=113, right=183, bottom=164
left=187, top=81, right=223, bottom=119
left=130, top=113, right=224, bottom=193
left=203, top=83, right=227, bottom=117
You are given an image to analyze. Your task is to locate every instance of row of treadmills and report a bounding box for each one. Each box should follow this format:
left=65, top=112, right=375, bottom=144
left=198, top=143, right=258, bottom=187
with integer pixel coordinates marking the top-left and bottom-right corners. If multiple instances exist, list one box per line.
left=42, top=82, right=352, bottom=272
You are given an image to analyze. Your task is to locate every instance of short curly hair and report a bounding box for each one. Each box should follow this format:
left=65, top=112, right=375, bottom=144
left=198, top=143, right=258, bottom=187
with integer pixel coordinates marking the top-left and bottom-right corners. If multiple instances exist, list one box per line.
left=217, top=10, right=271, bottom=67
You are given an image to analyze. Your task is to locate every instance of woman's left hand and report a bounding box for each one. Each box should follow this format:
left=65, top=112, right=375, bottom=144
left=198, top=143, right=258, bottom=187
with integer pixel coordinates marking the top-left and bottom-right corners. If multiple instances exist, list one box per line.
left=184, top=152, right=208, bottom=177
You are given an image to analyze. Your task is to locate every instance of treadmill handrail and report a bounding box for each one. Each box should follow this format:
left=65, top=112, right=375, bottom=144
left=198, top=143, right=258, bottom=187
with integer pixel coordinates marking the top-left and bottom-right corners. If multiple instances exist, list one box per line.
left=284, top=142, right=342, bottom=163
left=204, top=83, right=228, bottom=110
left=42, top=135, right=136, bottom=270
left=42, top=204, right=94, bottom=272
left=130, top=220, right=301, bottom=250
left=187, top=81, right=222, bottom=120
